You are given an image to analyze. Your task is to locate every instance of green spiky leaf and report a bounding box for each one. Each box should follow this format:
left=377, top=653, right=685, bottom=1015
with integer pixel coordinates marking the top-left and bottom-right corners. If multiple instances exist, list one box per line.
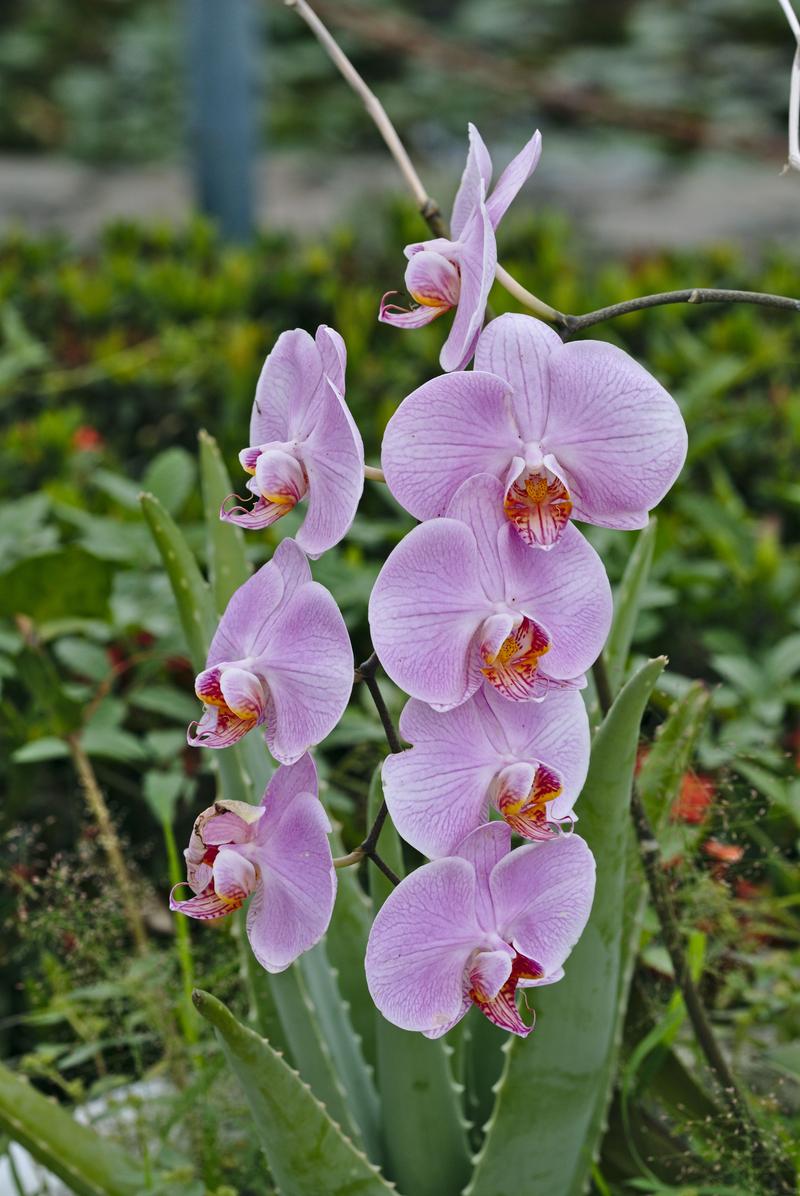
left=198, top=428, right=249, bottom=613
left=193, top=989, right=395, bottom=1196
left=605, top=519, right=658, bottom=693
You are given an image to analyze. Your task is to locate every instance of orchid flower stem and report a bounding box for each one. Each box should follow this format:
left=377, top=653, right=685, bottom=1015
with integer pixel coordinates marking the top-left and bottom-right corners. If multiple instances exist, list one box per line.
left=494, top=264, right=563, bottom=322
left=364, top=464, right=386, bottom=482
left=67, top=734, right=149, bottom=956
left=561, top=288, right=800, bottom=339
left=592, top=655, right=792, bottom=1189
left=331, top=652, right=402, bottom=885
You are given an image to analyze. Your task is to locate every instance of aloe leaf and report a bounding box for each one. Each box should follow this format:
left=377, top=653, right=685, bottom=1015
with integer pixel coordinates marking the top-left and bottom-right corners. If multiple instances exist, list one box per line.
left=299, top=942, right=382, bottom=1163
left=0, top=1059, right=149, bottom=1196
left=193, top=989, right=395, bottom=1196
left=637, top=681, right=711, bottom=828
left=325, top=830, right=376, bottom=1067
left=198, top=428, right=249, bottom=612
left=467, top=657, right=666, bottom=1196
left=605, top=519, right=658, bottom=693
left=367, top=767, right=471, bottom=1196
left=268, top=962, right=363, bottom=1147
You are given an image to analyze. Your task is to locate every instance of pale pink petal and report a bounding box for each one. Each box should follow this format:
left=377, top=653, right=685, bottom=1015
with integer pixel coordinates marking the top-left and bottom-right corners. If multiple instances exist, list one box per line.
left=381, top=371, right=518, bottom=521
left=259, top=750, right=318, bottom=813
left=213, top=847, right=257, bottom=903
left=258, top=582, right=353, bottom=764
left=250, top=328, right=324, bottom=445
left=474, top=313, right=562, bottom=441
left=379, top=295, right=447, bottom=329
left=490, top=834, right=596, bottom=977
left=248, top=784, right=335, bottom=972
left=444, top=472, right=508, bottom=587
left=544, top=339, right=688, bottom=526
left=169, top=883, right=235, bottom=920
left=219, top=667, right=267, bottom=722
left=220, top=492, right=296, bottom=531
left=299, top=377, right=365, bottom=558
left=440, top=198, right=496, bottom=373
left=485, top=130, right=542, bottom=229
left=368, top=519, right=489, bottom=710
left=188, top=704, right=254, bottom=749
left=365, top=857, right=482, bottom=1035
left=405, top=250, right=460, bottom=308
left=451, top=123, right=493, bottom=238
left=253, top=449, right=306, bottom=506
left=499, top=520, right=612, bottom=681
left=469, top=948, right=513, bottom=999
left=202, top=804, right=263, bottom=845
left=384, top=699, right=500, bottom=859
left=453, top=822, right=511, bottom=930
left=315, top=324, right=346, bottom=394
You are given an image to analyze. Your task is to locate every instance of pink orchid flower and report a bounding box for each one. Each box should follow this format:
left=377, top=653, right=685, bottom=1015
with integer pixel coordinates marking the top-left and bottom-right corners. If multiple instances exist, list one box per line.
left=368, top=473, right=612, bottom=710
left=188, top=539, right=353, bottom=764
left=382, top=313, right=687, bottom=549
left=170, top=754, right=336, bottom=972
left=379, top=124, right=541, bottom=372
left=383, top=686, right=589, bottom=859
left=221, top=325, right=364, bottom=557
left=366, top=822, right=595, bottom=1037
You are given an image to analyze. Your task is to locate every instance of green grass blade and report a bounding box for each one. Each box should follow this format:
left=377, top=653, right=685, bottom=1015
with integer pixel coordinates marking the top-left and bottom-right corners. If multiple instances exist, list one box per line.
left=467, top=657, right=666, bottom=1196
left=198, top=428, right=250, bottom=613
left=0, top=1060, right=150, bottom=1196
left=193, top=989, right=395, bottom=1196
left=367, top=766, right=471, bottom=1196
left=605, top=519, right=658, bottom=693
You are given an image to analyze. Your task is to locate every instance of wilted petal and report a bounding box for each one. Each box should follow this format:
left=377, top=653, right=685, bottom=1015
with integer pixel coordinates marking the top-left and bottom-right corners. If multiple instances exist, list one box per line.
left=405, top=250, right=460, bottom=309
left=451, top=123, right=493, bottom=238
left=381, top=371, right=518, bottom=521
left=485, top=130, right=542, bottom=229
left=365, top=857, right=482, bottom=1036
left=259, top=581, right=353, bottom=764
left=544, top=338, right=688, bottom=528
left=247, top=758, right=335, bottom=972
left=490, top=834, right=596, bottom=977
left=440, top=198, right=496, bottom=373
left=368, top=519, right=488, bottom=710
left=474, top=313, right=562, bottom=442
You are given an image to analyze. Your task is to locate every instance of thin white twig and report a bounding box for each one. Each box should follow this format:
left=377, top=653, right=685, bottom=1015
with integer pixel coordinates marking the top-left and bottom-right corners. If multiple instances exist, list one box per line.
left=285, top=0, right=561, bottom=322
left=777, top=0, right=800, bottom=171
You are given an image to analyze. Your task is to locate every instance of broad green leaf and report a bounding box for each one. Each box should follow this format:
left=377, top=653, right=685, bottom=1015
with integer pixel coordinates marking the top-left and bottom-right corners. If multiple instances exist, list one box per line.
left=140, top=491, right=216, bottom=672
left=0, top=548, right=113, bottom=622
left=198, top=428, right=250, bottom=612
left=325, top=829, right=376, bottom=1066
left=468, top=657, right=666, bottom=1196
left=0, top=1059, right=148, bottom=1196
left=299, top=943, right=382, bottom=1163
left=268, top=961, right=363, bottom=1146
left=193, top=989, right=395, bottom=1196
left=142, top=446, right=196, bottom=516
left=605, top=519, right=657, bottom=693
left=367, top=766, right=471, bottom=1196
left=12, top=736, right=70, bottom=764
left=637, top=682, right=711, bottom=827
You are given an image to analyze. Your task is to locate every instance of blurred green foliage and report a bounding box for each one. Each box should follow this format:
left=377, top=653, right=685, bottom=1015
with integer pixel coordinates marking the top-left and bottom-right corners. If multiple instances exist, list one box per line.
left=0, top=206, right=799, bottom=1191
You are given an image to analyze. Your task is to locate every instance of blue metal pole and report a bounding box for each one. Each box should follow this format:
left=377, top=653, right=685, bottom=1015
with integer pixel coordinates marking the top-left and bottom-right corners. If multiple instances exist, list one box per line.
left=184, top=0, right=258, bottom=241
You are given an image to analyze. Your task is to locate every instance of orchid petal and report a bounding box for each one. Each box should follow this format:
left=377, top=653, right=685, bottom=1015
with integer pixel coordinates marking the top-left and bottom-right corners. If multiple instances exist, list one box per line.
left=381, top=371, right=518, bottom=521
left=469, top=948, right=513, bottom=1000
left=485, top=130, right=542, bottom=229
left=405, top=250, right=460, bottom=308
left=299, top=376, right=365, bottom=558
left=379, top=295, right=447, bottom=329
left=315, top=324, right=346, bottom=395
left=169, top=883, right=235, bottom=920
left=474, top=312, right=562, bottom=441
left=490, top=834, right=596, bottom=977
left=544, top=338, right=688, bottom=526
left=451, top=123, right=493, bottom=238
left=440, top=197, right=496, bottom=372
left=219, top=667, right=267, bottom=722
left=250, top=328, right=325, bottom=445
left=368, top=518, right=488, bottom=710
left=213, top=847, right=257, bottom=904
left=365, top=857, right=482, bottom=1036
left=188, top=703, right=254, bottom=749
left=453, top=822, right=511, bottom=930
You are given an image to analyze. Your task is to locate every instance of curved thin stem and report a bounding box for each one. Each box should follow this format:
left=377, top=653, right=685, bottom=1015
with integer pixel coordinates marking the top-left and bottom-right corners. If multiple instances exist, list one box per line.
left=561, top=288, right=800, bottom=338
left=494, top=264, right=563, bottom=322
left=364, top=464, right=386, bottom=482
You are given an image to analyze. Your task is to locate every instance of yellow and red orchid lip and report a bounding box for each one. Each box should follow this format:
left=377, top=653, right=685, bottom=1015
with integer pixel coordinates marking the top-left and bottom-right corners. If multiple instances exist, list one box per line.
left=504, top=467, right=573, bottom=549
left=481, top=615, right=551, bottom=701
left=494, top=762, right=563, bottom=840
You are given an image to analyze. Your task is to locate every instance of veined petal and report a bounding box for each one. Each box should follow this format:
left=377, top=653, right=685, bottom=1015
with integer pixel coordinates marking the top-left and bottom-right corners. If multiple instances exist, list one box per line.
left=480, top=614, right=552, bottom=702
left=206, top=543, right=308, bottom=668
left=469, top=948, right=513, bottom=1001
left=544, top=338, right=688, bottom=526
left=220, top=492, right=297, bottom=531
left=470, top=951, right=542, bottom=1037
left=504, top=464, right=573, bottom=549
left=381, top=371, right=519, bottom=522
left=195, top=665, right=224, bottom=705
left=365, top=857, right=482, bottom=1036
left=300, top=375, right=365, bottom=558
left=258, top=581, right=353, bottom=764
left=219, top=667, right=268, bottom=722
left=440, top=197, right=496, bottom=372
left=248, top=778, right=335, bottom=973
left=315, top=324, right=346, bottom=395
left=188, top=703, right=255, bottom=749
left=213, top=847, right=257, bottom=904
left=254, top=448, right=307, bottom=506
left=493, top=761, right=563, bottom=840
left=453, top=822, right=511, bottom=931
left=474, top=313, right=562, bottom=442
left=169, top=882, right=238, bottom=920
left=490, top=834, right=596, bottom=977
left=451, top=123, right=493, bottom=239
left=485, top=130, right=542, bottom=230
left=250, top=328, right=324, bottom=446
left=368, top=518, right=488, bottom=710
left=379, top=293, right=447, bottom=329
left=405, top=250, right=460, bottom=309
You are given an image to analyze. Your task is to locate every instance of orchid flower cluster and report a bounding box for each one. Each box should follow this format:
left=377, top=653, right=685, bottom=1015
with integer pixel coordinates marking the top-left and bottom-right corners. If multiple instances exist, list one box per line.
left=171, top=126, right=687, bottom=1040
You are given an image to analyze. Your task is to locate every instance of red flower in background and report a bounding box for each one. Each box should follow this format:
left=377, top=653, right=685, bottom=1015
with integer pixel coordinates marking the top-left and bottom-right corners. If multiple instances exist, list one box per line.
left=671, top=771, right=715, bottom=824
left=73, top=425, right=104, bottom=452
